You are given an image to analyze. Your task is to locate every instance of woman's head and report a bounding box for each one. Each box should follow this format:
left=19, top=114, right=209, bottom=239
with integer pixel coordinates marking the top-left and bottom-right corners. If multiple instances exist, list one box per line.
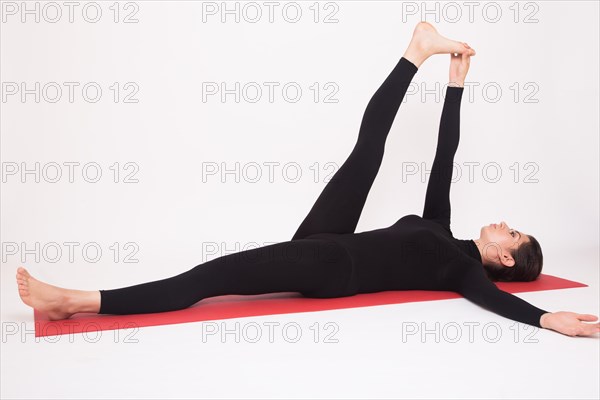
left=475, top=221, right=543, bottom=282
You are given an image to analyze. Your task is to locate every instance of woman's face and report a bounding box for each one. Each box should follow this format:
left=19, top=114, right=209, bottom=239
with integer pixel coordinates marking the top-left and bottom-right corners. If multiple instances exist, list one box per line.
left=478, top=221, right=529, bottom=267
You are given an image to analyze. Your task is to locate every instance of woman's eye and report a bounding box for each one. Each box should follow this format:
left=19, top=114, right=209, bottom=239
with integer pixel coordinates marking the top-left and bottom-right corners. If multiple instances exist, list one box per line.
left=510, top=231, right=515, bottom=237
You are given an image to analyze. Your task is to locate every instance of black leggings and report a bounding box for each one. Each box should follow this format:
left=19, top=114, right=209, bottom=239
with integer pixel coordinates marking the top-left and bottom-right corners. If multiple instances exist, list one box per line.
left=98, top=56, right=418, bottom=315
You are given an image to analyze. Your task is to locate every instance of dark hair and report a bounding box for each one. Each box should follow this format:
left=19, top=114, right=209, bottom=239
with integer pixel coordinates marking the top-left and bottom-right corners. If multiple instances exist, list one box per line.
left=483, top=234, right=543, bottom=282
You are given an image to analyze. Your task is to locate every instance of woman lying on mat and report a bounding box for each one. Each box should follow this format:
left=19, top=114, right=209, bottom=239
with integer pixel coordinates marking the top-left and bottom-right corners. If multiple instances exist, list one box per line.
left=16, top=22, right=599, bottom=338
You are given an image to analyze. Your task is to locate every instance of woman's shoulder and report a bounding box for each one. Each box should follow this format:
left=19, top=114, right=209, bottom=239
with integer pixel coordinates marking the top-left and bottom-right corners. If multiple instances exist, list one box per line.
left=443, top=252, right=488, bottom=287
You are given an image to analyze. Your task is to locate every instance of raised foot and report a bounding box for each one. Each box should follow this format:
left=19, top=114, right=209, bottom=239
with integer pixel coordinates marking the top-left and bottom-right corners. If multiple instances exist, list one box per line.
left=16, top=266, right=74, bottom=320
left=404, top=21, right=475, bottom=68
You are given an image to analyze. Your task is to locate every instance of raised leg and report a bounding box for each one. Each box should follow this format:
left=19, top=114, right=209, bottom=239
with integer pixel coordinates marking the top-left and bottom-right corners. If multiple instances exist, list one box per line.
left=291, top=56, right=418, bottom=240
left=291, top=22, right=474, bottom=241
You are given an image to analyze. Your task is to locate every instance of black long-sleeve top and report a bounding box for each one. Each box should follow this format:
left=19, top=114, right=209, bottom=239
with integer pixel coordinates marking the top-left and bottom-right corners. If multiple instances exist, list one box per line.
left=306, top=87, right=549, bottom=328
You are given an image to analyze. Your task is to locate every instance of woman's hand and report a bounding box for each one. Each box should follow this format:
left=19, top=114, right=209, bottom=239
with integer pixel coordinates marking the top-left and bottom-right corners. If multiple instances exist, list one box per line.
left=540, top=311, right=600, bottom=337
left=449, top=43, right=473, bottom=88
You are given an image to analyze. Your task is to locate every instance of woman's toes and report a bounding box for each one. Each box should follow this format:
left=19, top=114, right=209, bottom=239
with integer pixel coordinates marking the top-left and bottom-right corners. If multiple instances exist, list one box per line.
left=14, top=272, right=73, bottom=320
left=463, top=43, right=476, bottom=55
left=17, top=267, right=31, bottom=279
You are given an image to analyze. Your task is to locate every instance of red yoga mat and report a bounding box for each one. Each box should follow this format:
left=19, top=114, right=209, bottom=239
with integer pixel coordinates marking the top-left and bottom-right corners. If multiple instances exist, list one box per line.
left=33, top=273, right=587, bottom=337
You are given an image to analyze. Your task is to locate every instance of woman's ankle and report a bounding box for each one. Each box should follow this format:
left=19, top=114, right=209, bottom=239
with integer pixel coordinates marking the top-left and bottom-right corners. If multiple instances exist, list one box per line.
left=65, top=289, right=101, bottom=314
left=402, top=48, right=427, bottom=69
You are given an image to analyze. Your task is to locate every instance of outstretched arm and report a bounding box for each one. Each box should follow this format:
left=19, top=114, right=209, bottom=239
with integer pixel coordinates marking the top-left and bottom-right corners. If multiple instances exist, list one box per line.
left=422, top=52, right=471, bottom=233
left=454, top=256, right=550, bottom=328
left=453, top=256, right=600, bottom=336
left=421, top=85, right=463, bottom=232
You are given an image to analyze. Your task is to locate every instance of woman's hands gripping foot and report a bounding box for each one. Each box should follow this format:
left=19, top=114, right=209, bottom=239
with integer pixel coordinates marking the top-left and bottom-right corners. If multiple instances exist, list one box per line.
left=449, top=46, right=472, bottom=87
left=403, top=21, right=476, bottom=68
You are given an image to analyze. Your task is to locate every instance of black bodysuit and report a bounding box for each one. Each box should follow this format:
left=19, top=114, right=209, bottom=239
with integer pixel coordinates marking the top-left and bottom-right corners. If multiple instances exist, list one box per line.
left=99, top=56, right=550, bottom=328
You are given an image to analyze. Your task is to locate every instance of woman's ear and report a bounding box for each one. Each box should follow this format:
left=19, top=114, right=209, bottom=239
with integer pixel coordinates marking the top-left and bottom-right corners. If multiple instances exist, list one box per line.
left=500, top=253, right=516, bottom=268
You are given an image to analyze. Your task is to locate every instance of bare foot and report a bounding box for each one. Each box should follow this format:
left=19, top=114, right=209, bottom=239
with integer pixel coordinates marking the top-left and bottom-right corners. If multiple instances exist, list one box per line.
left=403, top=21, right=476, bottom=68
left=16, top=267, right=74, bottom=320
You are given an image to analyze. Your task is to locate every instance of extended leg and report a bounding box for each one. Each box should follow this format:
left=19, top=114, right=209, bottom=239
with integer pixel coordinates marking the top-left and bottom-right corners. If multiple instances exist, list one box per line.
left=291, top=22, right=473, bottom=241
left=292, top=56, right=418, bottom=240
left=97, top=239, right=353, bottom=315
left=16, top=239, right=354, bottom=318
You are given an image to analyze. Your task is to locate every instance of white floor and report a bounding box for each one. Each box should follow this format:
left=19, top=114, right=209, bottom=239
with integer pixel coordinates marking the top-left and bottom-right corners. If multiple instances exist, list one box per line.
left=2, top=246, right=598, bottom=399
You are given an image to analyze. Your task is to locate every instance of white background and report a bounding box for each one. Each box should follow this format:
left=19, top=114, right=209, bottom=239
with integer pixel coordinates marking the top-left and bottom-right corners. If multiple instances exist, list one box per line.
left=1, top=1, right=599, bottom=399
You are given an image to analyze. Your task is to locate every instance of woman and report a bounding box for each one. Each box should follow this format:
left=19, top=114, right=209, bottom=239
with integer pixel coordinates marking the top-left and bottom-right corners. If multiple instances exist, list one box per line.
left=16, top=22, right=599, bottom=337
